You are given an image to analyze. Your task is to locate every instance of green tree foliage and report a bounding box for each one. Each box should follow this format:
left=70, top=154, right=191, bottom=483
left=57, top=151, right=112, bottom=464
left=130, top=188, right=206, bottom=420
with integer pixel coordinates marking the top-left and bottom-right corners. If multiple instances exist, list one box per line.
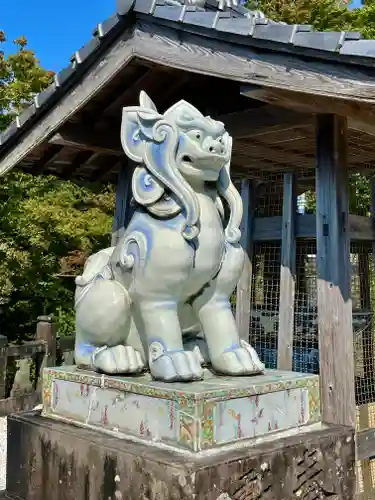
left=247, top=0, right=355, bottom=31
left=246, top=0, right=375, bottom=40
left=0, top=33, right=115, bottom=340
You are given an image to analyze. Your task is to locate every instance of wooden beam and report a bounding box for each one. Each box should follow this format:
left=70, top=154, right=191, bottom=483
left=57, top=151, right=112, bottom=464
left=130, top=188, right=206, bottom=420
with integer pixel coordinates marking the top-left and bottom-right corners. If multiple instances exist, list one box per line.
left=49, top=123, right=123, bottom=156
left=236, top=180, right=254, bottom=342
left=3, top=18, right=375, bottom=178
left=50, top=105, right=313, bottom=158
left=0, top=25, right=135, bottom=177
left=32, top=145, right=64, bottom=175
left=102, top=67, right=151, bottom=118
left=133, top=22, right=375, bottom=104
left=60, top=150, right=97, bottom=180
left=356, top=427, right=375, bottom=460
left=315, top=114, right=355, bottom=427
left=217, top=106, right=313, bottom=139
left=111, top=161, right=134, bottom=246
left=241, top=86, right=375, bottom=138
left=277, top=173, right=296, bottom=371
left=252, top=213, right=375, bottom=242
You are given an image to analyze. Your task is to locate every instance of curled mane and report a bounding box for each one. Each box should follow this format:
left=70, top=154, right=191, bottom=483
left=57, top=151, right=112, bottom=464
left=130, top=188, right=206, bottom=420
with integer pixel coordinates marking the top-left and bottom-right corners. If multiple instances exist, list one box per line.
left=120, top=91, right=243, bottom=243
left=120, top=91, right=200, bottom=240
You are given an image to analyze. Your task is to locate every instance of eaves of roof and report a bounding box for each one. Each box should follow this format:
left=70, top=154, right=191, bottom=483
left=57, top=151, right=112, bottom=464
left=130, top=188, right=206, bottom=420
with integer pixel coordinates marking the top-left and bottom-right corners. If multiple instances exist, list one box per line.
left=0, top=0, right=375, bottom=157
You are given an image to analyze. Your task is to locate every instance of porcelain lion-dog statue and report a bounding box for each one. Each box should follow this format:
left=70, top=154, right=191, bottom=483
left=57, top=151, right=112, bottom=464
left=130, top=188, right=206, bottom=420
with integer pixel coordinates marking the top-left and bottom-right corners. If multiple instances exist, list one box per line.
left=74, top=91, right=265, bottom=382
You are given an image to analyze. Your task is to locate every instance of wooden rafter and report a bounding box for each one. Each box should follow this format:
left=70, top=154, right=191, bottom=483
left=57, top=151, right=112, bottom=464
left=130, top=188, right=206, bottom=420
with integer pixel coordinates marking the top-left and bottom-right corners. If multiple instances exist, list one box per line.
left=48, top=105, right=314, bottom=157
left=32, top=145, right=64, bottom=175
left=241, top=86, right=375, bottom=138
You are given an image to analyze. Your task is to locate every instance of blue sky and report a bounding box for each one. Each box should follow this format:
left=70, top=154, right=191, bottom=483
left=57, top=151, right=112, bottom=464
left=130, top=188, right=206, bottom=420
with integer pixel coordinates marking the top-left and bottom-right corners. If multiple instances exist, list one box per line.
left=0, top=0, right=114, bottom=71
left=0, top=0, right=363, bottom=73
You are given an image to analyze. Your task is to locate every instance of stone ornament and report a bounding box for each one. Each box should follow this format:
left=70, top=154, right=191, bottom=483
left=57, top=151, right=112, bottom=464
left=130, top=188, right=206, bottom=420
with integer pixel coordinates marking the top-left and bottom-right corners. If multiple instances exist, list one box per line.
left=74, top=91, right=264, bottom=382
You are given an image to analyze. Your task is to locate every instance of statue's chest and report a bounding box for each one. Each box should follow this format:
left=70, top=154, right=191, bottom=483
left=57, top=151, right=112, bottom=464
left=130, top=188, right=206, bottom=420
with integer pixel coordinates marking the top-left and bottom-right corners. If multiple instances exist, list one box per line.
left=190, top=195, right=224, bottom=279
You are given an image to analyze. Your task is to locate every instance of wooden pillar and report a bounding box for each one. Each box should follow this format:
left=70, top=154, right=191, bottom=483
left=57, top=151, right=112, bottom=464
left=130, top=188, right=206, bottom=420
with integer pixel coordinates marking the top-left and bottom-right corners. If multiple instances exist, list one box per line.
left=277, top=173, right=297, bottom=370
left=236, top=180, right=255, bottom=342
left=315, top=114, right=356, bottom=427
left=111, top=160, right=134, bottom=246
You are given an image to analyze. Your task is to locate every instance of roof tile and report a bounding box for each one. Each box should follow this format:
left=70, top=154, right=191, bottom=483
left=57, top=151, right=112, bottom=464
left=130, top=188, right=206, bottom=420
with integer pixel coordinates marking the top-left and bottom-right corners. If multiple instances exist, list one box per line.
left=54, top=64, right=75, bottom=87
left=340, top=39, right=375, bottom=57
left=17, top=104, right=37, bottom=128
left=95, top=14, right=122, bottom=38
left=34, top=84, right=57, bottom=109
left=134, top=0, right=158, bottom=15
left=153, top=5, right=186, bottom=22
left=215, top=16, right=260, bottom=36
left=72, top=38, right=101, bottom=65
left=0, top=122, right=18, bottom=146
left=116, top=0, right=137, bottom=15
left=292, top=31, right=344, bottom=52
left=182, top=10, right=220, bottom=28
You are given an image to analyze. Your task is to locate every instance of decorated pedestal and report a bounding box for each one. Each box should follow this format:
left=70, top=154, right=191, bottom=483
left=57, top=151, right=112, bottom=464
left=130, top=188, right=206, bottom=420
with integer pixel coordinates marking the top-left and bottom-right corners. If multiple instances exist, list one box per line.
left=43, top=366, right=320, bottom=452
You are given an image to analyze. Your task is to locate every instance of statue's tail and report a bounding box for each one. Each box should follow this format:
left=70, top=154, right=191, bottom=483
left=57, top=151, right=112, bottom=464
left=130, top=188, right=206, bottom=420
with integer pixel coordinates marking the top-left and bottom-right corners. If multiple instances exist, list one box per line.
left=75, top=247, right=132, bottom=345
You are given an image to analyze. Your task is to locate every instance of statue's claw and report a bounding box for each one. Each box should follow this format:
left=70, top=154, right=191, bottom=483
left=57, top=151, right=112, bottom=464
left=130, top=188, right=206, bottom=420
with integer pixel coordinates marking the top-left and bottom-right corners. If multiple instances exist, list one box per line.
left=211, top=340, right=265, bottom=376
left=93, top=345, right=145, bottom=374
left=150, top=349, right=203, bottom=382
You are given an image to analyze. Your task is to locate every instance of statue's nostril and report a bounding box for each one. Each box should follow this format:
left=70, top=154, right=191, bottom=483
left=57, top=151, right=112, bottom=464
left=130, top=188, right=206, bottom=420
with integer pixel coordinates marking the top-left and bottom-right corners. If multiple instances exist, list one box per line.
left=209, top=146, right=215, bottom=153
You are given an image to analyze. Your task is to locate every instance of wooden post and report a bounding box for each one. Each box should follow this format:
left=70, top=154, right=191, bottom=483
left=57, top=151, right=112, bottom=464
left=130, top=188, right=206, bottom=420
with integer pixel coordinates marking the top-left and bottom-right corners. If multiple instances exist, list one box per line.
left=315, top=114, right=356, bottom=427
left=111, top=160, right=134, bottom=246
left=277, top=173, right=297, bottom=370
left=236, top=180, right=255, bottom=342
left=36, top=315, right=57, bottom=369
left=0, top=336, right=7, bottom=399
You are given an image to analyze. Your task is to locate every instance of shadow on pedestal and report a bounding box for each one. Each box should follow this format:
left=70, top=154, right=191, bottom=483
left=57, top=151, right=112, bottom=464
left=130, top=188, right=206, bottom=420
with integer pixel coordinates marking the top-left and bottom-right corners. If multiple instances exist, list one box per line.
left=5, top=411, right=355, bottom=500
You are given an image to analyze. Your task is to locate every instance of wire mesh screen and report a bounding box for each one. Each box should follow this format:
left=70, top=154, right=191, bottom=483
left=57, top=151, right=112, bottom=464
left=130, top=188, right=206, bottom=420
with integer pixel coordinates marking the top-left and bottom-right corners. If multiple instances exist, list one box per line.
left=356, top=459, right=375, bottom=498
left=294, top=241, right=318, bottom=374
left=249, top=243, right=280, bottom=368
left=352, top=242, right=375, bottom=407
left=250, top=237, right=375, bottom=403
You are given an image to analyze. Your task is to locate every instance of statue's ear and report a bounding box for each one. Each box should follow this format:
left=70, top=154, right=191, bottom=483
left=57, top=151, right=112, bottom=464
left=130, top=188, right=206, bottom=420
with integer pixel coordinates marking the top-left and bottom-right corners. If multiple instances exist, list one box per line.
left=120, top=94, right=162, bottom=162
left=139, top=90, right=157, bottom=111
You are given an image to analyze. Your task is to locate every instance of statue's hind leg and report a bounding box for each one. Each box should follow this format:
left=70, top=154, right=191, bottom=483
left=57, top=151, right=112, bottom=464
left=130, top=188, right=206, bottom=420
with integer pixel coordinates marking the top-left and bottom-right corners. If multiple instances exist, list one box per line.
left=74, top=279, right=145, bottom=374
left=191, top=243, right=264, bottom=375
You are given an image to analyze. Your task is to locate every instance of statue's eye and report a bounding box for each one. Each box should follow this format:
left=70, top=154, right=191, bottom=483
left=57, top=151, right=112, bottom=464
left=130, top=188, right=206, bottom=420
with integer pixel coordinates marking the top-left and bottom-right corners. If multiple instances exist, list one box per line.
left=218, top=137, right=223, bottom=143
left=195, top=132, right=201, bottom=140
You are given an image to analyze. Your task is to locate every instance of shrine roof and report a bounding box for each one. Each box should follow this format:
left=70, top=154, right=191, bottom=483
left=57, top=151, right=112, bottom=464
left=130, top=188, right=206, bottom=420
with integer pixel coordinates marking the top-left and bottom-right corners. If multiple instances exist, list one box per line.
left=1, top=0, right=375, bottom=182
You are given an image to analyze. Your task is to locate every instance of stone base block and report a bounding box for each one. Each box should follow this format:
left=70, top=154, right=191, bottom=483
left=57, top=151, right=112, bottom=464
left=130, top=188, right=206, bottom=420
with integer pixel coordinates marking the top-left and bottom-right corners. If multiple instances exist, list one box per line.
left=6, top=412, right=355, bottom=500
left=42, top=366, right=320, bottom=451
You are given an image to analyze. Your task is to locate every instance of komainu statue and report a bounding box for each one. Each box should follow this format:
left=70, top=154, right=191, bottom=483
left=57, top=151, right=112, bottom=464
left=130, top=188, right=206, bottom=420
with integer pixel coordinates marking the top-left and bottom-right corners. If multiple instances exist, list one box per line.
left=74, top=91, right=265, bottom=382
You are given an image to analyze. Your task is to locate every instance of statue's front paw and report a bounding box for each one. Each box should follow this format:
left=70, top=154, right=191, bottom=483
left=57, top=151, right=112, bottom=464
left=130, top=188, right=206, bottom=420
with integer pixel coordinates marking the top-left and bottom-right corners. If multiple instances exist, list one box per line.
left=149, top=341, right=203, bottom=382
left=93, top=345, right=145, bottom=374
left=211, top=340, right=265, bottom=376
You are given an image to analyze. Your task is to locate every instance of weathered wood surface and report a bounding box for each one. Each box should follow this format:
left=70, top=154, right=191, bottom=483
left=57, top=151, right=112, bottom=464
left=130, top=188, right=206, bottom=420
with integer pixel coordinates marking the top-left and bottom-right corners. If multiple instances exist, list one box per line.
left=241, top=86, right=375, bottom=138
left=0, top=26, right=135, bottom=178
left=49, top=106, right=314, bottom=155
left=49, top=123, right=124, bottom=156
left=0, top=316, right=75, bottom=417
left=3, top=18, right=375, bottom=177
left=277, top=173, right=296, bottom=371
left=315, top=114, right=356, bottom=428
left=6, top=412, right=355, bottom=500
left=252, top=213, right=375, bottom=242
left=236, top=180, right=254, bottom=342
left=134, top=22, right=375, bottom=103
left=36, top=315, right=56, bottom=370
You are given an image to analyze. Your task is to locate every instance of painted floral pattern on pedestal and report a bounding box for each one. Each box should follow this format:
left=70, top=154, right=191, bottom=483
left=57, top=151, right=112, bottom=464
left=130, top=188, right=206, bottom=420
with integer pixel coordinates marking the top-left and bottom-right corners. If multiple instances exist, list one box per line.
left=212, top=388, right=310, bottom=445
left=42, top=366, right=321, bottom=452
left=48, top=378, right=179, bottom=445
